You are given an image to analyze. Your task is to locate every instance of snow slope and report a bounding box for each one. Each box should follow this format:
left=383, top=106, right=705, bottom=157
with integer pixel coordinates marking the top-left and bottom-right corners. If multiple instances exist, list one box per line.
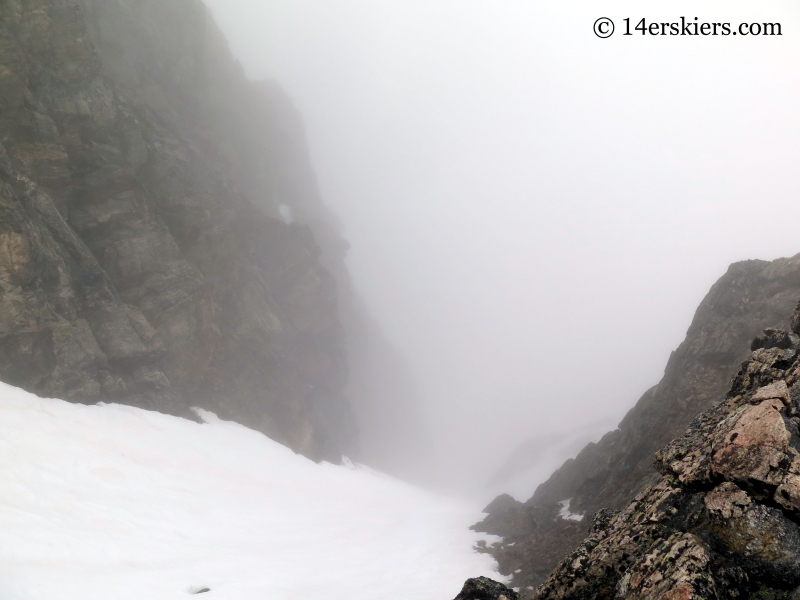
left=0, top=383, right=500, bottom=599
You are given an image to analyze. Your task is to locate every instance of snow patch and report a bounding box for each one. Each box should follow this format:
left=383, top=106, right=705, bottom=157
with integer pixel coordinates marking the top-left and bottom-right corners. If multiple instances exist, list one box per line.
left=0, top=383, right=500, bottom=599
left=557, top=499, right=584, bottom=522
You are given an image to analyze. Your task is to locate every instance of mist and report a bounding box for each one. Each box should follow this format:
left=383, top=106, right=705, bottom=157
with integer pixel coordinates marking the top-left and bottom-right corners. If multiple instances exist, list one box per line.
left=201, top=0, right=800, bottom=499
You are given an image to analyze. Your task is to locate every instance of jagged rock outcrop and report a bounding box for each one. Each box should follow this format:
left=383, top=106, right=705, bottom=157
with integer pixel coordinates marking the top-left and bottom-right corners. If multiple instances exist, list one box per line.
left=453, top=577, right=522, bottom=600
left=751, top=327, right=793, bottom=351
left=474, top=256, right=800, bottom=593
left=0, top=0, right=360, bottom=460
left=534, top=316, right=800, bottom=599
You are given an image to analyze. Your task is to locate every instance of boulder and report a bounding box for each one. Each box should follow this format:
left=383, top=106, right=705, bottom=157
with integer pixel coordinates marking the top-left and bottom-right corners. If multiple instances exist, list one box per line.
left=454, top=577, right=521, bottom=600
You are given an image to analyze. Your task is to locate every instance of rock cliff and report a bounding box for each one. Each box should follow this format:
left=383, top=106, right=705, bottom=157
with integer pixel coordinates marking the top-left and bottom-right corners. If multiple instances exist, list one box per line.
left=474, top=256, right=800, bottom=592
left=0, top=0, right=417, bottom=463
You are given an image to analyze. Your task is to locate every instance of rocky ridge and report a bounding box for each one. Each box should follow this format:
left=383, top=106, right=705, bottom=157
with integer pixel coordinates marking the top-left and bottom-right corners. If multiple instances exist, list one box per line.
left=473, top=256, right=800, bottom=592
left=532, top=302, right=800, bottom=599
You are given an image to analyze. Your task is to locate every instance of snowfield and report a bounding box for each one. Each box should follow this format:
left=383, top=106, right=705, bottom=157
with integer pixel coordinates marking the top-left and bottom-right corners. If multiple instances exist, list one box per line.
left=0, top=383, right=501, bottom=599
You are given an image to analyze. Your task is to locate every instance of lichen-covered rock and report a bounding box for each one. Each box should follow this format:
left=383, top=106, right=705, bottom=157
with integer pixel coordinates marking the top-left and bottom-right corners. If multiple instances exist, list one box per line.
left=476, top=259, right=800, bottom=592
left=454, top=577, right=521, bottom=600
left=704, top=482, right=800, bottom=587
left=588, top=508, right=618, bottom=534
left=535, top=481, right=722, bottom=600
left=711, top=397, right=793, bottom=488
left=527, top=300, right=800, bottom=599
left=654, top=348, right=799, bottom=489
left=535, top=475, right=800, bottom=599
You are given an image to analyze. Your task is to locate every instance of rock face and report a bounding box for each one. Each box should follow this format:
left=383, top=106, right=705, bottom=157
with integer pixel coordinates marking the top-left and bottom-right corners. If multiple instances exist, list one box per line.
left=474, top=257, right=800, bottom=592
left=0, top=0, right=361, bottom=460
left=534, top=316, right=800, bottom=599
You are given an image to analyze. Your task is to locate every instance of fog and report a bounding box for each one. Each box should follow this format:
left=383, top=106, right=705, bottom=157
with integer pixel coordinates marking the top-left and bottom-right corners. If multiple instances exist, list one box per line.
left=201, top=0, right=800, bottom=499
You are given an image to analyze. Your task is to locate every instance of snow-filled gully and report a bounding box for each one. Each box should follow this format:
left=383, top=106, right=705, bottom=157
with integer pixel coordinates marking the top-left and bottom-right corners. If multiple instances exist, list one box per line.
left=0, top=383, right=500, bottom=599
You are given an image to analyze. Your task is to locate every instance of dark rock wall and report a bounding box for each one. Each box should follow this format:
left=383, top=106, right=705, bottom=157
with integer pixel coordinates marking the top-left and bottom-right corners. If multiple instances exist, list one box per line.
left=475, top=255, right=800, bottom=593
left=73, top=0, right=431, bottom=476
left=0, top=0, right=359, bottom=461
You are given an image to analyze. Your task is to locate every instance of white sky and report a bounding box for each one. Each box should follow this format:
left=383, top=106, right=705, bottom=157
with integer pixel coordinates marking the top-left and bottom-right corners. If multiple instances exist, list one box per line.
left=202, top=0, right=800, bottom=497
